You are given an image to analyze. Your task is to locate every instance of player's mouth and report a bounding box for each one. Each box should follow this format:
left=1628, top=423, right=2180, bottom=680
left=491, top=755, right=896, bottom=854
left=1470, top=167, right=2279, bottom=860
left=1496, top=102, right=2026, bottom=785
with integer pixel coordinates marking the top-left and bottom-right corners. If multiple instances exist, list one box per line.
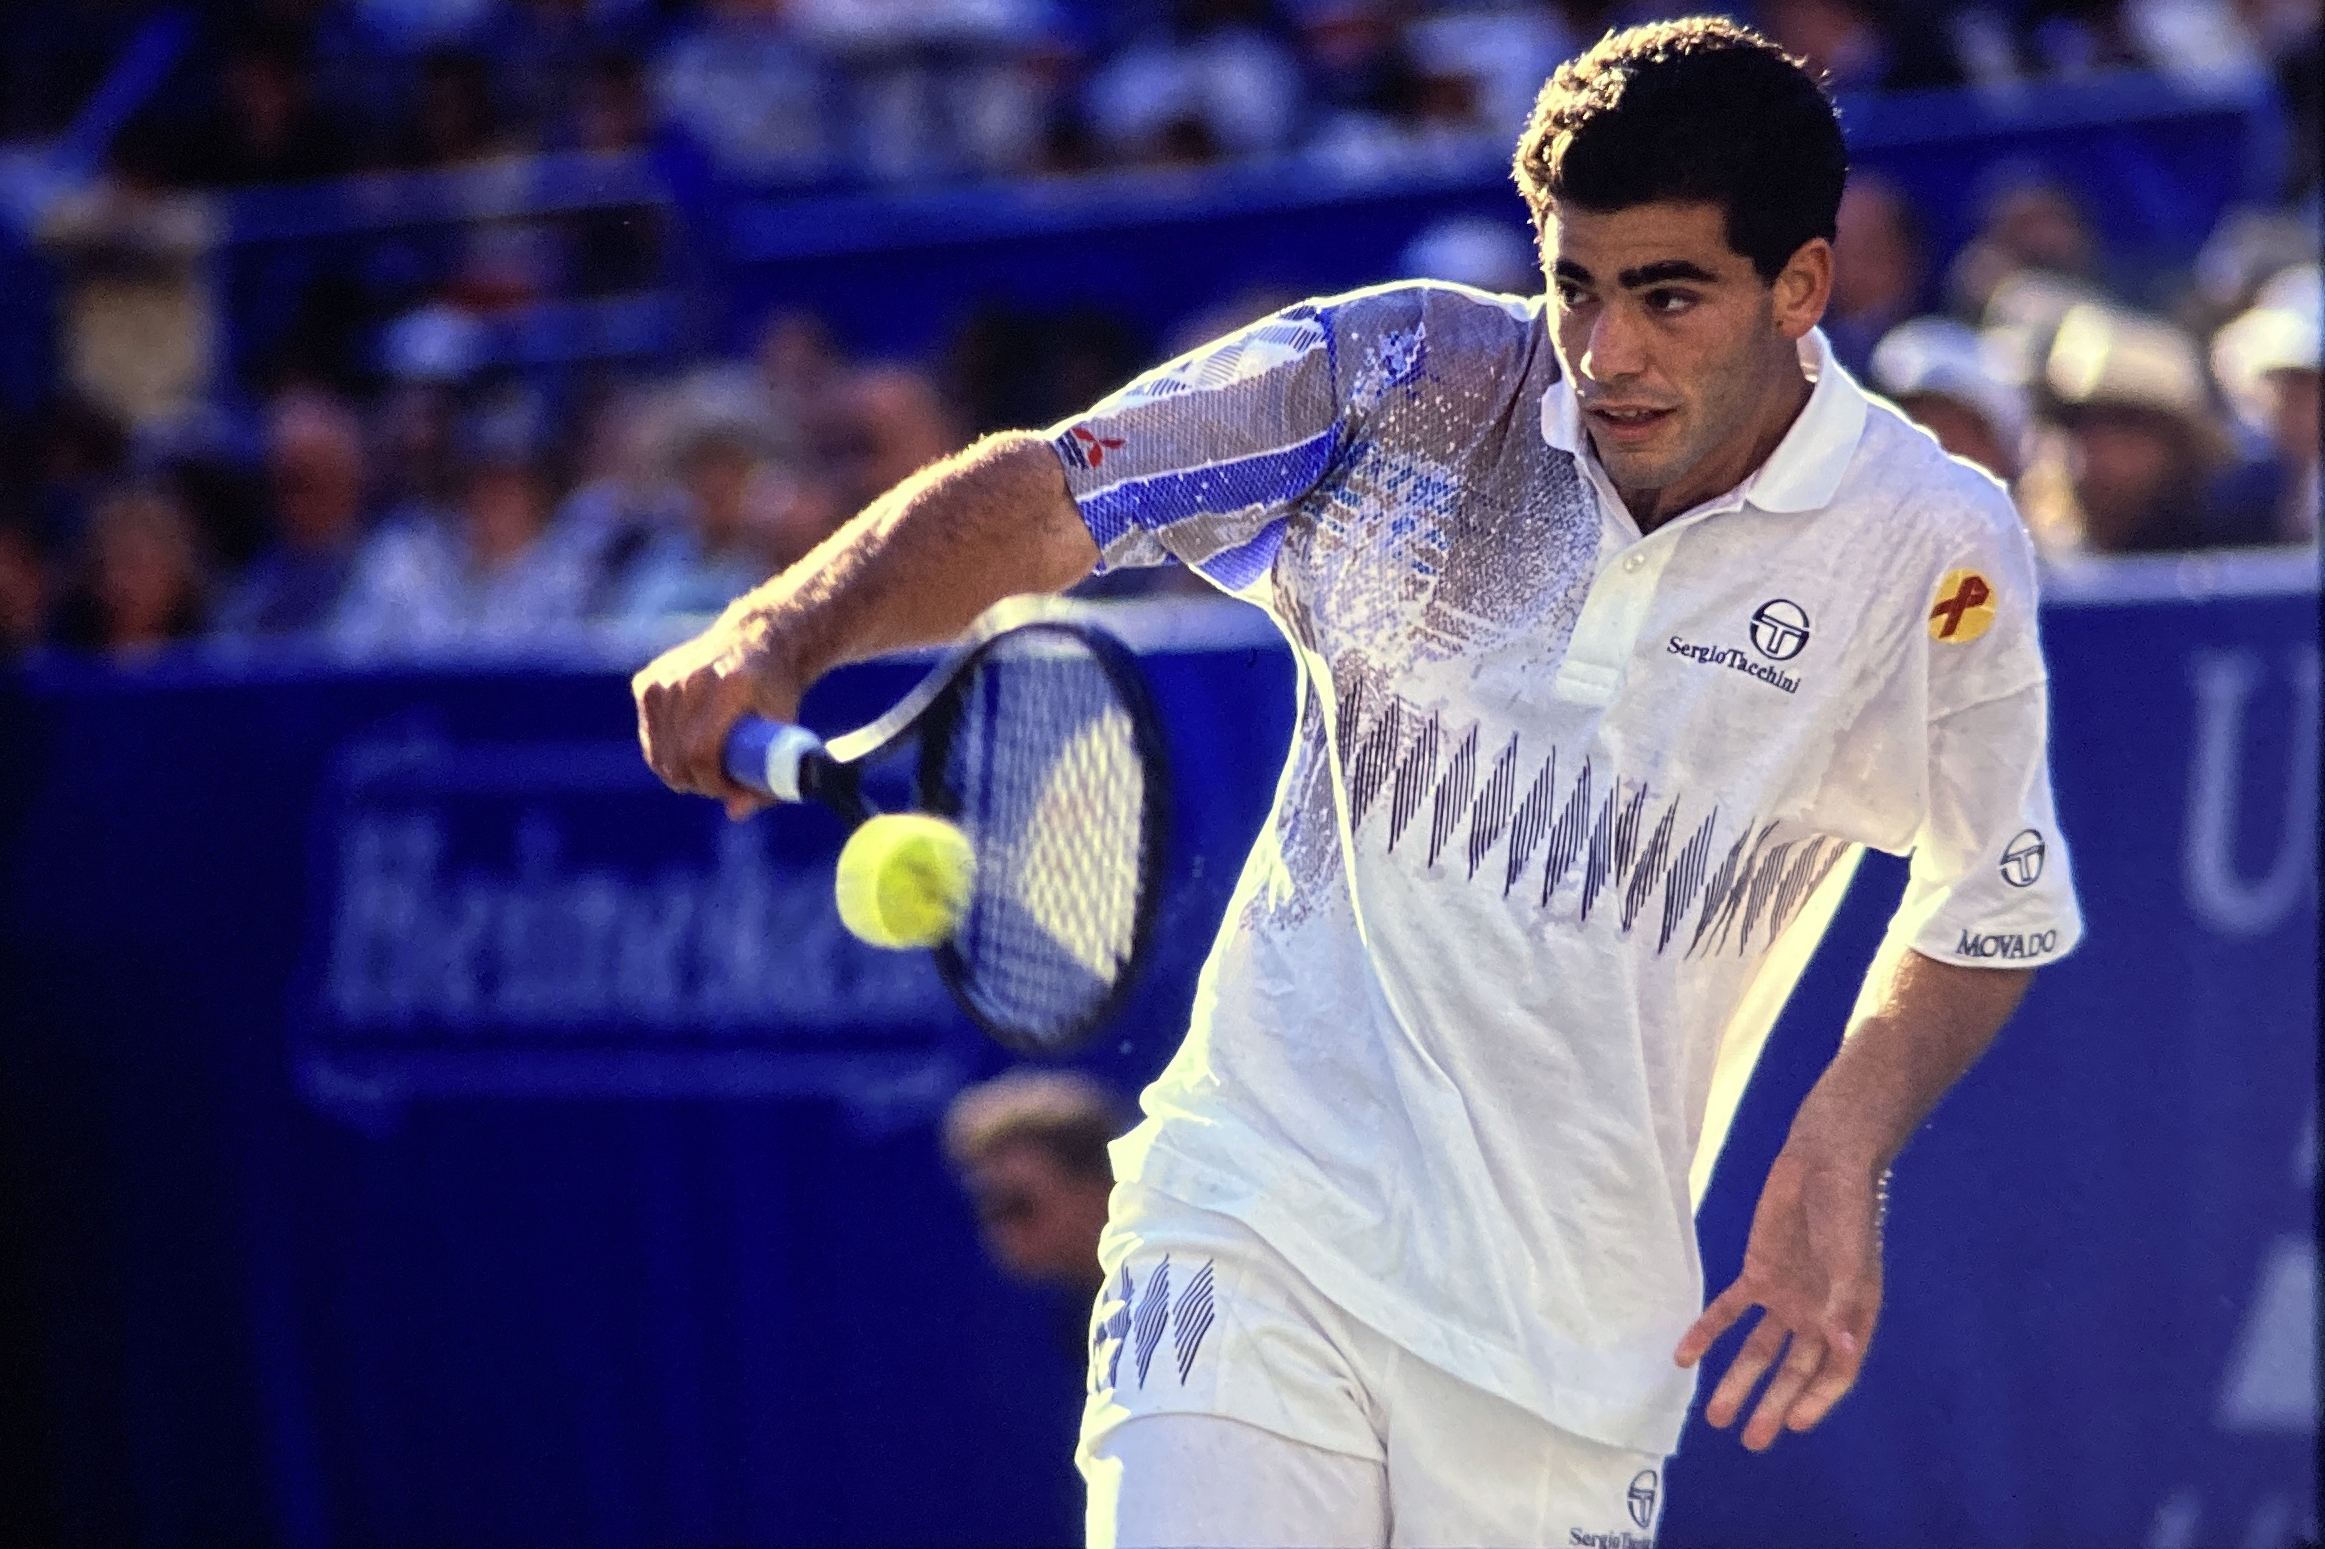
left=1584, top=403, right=1678, bottom=445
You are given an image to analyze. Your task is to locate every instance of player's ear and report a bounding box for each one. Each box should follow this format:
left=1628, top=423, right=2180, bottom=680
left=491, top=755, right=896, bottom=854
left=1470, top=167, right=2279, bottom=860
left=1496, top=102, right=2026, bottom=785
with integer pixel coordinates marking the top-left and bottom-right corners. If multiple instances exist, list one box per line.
left=1772, top=237, right=1833, bottom=341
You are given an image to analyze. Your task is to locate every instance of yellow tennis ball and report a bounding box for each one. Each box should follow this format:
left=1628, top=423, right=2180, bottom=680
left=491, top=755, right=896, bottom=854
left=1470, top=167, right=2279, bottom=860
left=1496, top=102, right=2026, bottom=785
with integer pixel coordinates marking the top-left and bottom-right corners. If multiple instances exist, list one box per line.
left=833, top=813, right=976, bottom=950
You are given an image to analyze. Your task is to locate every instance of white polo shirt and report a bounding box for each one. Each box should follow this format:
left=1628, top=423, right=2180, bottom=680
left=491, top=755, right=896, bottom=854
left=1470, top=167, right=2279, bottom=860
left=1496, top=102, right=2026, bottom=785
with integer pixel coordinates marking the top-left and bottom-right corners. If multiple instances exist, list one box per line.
left=1047, top=281, right=2082, bottom=1455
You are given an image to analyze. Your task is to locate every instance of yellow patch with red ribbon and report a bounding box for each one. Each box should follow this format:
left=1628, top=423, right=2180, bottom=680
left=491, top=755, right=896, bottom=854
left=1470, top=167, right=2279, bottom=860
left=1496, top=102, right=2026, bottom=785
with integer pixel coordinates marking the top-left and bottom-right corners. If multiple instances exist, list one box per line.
left=1929, top=569, right=1997, bottom=642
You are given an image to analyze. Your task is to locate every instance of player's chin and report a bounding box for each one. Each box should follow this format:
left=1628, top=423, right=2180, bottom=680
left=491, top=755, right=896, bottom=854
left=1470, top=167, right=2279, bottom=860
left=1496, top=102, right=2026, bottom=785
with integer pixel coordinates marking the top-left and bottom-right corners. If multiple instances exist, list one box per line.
left=1597, top=443, right=1685, bottom=491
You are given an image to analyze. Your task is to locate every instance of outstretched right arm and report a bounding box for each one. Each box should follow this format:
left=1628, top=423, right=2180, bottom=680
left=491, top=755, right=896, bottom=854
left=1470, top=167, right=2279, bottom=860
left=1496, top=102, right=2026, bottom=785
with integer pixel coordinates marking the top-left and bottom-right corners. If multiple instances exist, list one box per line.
left=631, top=431, right=1095, bottom=817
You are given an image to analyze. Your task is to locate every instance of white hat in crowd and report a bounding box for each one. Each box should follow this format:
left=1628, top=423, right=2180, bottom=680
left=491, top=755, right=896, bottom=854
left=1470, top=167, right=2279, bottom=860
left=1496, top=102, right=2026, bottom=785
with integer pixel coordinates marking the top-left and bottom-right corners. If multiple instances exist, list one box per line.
left=2045, top=301, right=2233, bottom=460
left=2210, top=262, right=2322, bottom=433
left=1869, top=316, right=2029, bottom=449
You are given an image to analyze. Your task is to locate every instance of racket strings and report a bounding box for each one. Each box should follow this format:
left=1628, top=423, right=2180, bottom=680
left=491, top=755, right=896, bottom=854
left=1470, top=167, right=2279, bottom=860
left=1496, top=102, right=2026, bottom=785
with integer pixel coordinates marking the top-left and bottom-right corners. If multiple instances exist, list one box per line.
left=935, top=636, right=1158, bottom=1048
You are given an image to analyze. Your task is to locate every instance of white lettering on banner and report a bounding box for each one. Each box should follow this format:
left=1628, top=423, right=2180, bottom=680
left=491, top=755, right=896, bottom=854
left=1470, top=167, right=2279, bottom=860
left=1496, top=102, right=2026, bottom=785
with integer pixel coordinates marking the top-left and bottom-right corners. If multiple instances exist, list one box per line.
left=2217, top=1240, right=2320, bottom=1433
left=325, top=813, right=948, bottom=1033
left=2183, top=648, right=2321, bottom=937
left=2218, top=1101, right=2319, bottom=1439
left=2150, top=1109, right=2321, bottom=1549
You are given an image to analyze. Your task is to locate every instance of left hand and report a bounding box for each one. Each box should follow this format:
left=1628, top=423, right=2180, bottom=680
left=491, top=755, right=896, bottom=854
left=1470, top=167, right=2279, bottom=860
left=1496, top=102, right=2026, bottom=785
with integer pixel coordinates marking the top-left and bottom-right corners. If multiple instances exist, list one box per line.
left=1673, top=1146, right=1884, bottom=1451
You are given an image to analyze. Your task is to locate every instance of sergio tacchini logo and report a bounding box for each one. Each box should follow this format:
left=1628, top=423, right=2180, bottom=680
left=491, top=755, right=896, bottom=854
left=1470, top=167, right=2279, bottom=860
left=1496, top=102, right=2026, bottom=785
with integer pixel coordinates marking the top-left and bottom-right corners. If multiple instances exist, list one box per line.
left=1748, top=599, right=1811, bottom=661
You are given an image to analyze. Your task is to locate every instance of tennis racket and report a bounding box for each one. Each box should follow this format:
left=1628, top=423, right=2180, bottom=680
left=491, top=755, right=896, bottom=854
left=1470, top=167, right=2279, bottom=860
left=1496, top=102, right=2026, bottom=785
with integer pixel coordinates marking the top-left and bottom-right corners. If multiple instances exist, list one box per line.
left=722, top=596, right=1171, bottom=1055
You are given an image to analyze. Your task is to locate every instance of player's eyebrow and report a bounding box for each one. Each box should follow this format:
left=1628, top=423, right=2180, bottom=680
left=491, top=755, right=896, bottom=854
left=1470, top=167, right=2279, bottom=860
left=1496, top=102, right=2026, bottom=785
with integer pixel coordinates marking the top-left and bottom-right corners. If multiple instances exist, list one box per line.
left=1617, top=259, right=1718, bottom=288
left=1549, top=258, right=1721, bottom=290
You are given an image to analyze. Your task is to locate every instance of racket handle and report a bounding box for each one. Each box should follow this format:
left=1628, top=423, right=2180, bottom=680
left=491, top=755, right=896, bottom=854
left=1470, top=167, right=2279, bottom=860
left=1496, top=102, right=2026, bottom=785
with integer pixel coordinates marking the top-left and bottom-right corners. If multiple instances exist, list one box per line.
left=723, top=717, right=827, bottom=803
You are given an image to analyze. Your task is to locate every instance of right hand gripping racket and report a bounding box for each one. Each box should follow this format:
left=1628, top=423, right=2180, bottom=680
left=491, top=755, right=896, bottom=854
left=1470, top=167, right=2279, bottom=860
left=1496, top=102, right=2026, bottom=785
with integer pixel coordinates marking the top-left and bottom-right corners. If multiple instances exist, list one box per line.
left=722, top=596, right=1171, bottom=1055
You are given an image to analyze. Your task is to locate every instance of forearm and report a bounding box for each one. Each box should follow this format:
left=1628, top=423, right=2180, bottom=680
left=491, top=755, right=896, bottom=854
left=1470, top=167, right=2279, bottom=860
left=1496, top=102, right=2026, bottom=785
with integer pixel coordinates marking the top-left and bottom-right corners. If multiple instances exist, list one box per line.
left=728, top=431, right=1097, bottom=690
left=1785, top=947, right=2032, bottom=1178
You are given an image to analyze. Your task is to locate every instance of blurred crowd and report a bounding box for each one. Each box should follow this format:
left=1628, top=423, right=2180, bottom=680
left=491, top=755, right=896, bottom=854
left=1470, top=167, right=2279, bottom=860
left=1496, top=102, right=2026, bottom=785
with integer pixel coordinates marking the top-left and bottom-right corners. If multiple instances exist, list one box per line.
left=1840, top=170, right=2321, bottom=559
left=3, top=0, right=2319, bottom=189
left=0, top=304, right=1107, bottom=658
left=0, top=0, right=2316, bottom=665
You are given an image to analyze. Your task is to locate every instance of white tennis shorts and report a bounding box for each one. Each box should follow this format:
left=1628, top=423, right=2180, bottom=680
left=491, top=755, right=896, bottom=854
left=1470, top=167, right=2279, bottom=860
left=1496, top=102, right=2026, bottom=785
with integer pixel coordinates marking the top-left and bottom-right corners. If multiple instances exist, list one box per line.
left=1078, top=1182, right=1669, bottom=1549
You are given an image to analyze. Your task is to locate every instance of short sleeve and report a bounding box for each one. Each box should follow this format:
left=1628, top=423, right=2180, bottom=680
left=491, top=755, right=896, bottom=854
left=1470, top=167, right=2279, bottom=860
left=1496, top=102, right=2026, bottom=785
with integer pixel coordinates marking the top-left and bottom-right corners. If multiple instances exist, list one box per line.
left=1043, top=300, right=1365, bottom=595
left=1885, top=503, right=2084, bottom=968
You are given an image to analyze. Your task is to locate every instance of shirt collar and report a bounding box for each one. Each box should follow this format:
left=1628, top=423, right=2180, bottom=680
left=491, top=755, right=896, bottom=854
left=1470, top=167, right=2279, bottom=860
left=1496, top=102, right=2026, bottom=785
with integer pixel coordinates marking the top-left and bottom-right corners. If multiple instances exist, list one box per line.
left=1538, top=327, right=1869, bottom=516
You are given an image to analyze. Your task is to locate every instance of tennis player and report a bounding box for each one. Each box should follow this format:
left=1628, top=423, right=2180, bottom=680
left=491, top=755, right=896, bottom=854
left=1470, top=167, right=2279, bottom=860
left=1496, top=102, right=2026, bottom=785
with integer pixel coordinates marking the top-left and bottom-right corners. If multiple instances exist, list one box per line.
left=634, top=17, right=2083, bottom=1546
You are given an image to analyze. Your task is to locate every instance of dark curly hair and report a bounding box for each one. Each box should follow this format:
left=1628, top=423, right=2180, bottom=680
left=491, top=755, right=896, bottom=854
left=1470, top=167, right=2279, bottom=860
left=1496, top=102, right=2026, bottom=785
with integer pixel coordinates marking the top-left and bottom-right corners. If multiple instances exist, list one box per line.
left=1513, top=18, right=1848, bottom=282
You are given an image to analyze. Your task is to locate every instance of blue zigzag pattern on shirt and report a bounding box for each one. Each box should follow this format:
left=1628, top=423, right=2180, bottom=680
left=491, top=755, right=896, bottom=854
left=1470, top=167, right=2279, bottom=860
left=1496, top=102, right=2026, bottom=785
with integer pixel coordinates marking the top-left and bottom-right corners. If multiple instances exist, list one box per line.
left=1331, top=678, right=1850, bottom=957
left=1131, top=1256, right=1171, bottom=1388
left=1096, top=1263, right=1135, bottom=1392
left=1170, top=1259, right=1217, bottom=1384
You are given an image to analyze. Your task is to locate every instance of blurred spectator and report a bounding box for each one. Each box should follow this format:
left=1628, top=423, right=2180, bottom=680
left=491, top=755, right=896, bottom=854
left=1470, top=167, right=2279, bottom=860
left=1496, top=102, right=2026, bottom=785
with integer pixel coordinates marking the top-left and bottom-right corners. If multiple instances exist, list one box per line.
left=214, top=392, right=369, bottom=638
left=35, top=127, right=218, bottom=433
left=758, top=309, right=850, bottom=460
left=1084, top=0, right=1304, bottom=167
left=1977, top=265, right=2116, bottom=394
left=2243, top=0, right=2323, bottom=199
left=2019, top=0, right=2153, bottom=76
left=2120, top=0, right=2279, bottom=90
left=2193, top=200, right=2322, bottom=330
left=2017, top=302, right=2240, bottom=553
left=825, top=364, right=964, bottom=518
left=1757, top=0, right=1967, bottom=93
left=1826, top=174, right=1926, bottom=379
left=391, top=46, right=512, bottom=168
left=0, top=519, right=49, bottom=662
left=1295, top=0, right=1429, bottom=168
left=1401, top=5, right=1575, bottom=144
left=373, top=382, right=461, bottom=515
left=477, top=0, right=634, bottom=148
left=552, top=383, right=686, bottom=611
left=606, top=398, right=835, bottom=620
left=1871, top=316, right=2029, bottom=481
left=1946, top=169, right=2106, bottom=323
left=800, top=0, right=1059, bottom=182
left=181, top=24, right=356, bottom=187
left=51, top=486, right=209, bottom=660
left=2210, top=263, right=2322, bottom=544
left=142, top=408, right=272, bottom=574
left=334, top=399, right=592, bottom=648
left=654, top=0, right=840, bottom=183
left=24, top=394, right=130, bottom=557
left=942, top=1068, right=1127, bottom=1298
left=571, top=46, right=657, bottom=155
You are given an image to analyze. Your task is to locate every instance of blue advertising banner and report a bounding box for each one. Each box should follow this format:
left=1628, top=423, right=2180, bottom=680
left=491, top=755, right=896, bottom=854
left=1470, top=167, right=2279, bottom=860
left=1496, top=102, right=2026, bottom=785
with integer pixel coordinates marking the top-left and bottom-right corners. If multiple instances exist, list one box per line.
left=0, top=566, right=2314, bottom=1548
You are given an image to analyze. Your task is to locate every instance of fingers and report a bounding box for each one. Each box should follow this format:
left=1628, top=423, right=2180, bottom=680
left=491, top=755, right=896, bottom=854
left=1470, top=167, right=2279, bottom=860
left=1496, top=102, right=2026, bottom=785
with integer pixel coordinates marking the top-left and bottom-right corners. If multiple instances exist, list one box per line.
left=1784, top=1322, right=1867, bottom=1435
left=1702, top=1307, right=1789, bottom=1430
left=1674, top=1282, right=1752, bottom=1369
left=1740, top=1325, right=1829, bottom=1450
left=632, top=631, right=775, bottom=800
left=1698, top=1303, right=1873, bottom=1450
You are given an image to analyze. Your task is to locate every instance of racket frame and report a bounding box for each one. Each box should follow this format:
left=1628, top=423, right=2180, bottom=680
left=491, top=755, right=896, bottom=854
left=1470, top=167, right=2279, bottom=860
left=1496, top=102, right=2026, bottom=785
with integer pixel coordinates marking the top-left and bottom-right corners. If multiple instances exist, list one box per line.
left=911, top=608, right=1172, bottom=1054
left=735, top=596, right=1172, bottom=1053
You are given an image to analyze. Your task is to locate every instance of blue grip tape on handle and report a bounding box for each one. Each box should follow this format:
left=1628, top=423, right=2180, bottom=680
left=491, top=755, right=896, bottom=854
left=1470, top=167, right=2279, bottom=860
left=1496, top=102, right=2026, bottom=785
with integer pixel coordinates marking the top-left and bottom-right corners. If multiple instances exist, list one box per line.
left=722, top=717, right=825, bottom=802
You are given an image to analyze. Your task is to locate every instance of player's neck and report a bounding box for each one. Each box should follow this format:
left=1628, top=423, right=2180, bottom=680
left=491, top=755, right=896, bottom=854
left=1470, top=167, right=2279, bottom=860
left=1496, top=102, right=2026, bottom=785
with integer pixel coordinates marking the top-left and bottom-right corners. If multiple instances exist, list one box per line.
left=1615, top=366, right=1814, bottom=535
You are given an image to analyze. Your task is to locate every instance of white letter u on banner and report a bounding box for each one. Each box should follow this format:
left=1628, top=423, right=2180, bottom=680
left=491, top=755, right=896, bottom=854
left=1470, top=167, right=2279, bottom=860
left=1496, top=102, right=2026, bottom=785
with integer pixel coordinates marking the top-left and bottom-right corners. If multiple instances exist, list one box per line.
left=2183, top=647, right=2322, bottom=937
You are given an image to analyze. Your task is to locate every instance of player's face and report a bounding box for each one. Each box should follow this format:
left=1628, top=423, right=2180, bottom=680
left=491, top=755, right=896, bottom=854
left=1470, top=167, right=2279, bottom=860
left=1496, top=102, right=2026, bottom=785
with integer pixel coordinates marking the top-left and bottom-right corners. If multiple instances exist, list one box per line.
left=966, top=1141, right=1111, bottom=1287
left=1542, top=200, right=1831, bottom=524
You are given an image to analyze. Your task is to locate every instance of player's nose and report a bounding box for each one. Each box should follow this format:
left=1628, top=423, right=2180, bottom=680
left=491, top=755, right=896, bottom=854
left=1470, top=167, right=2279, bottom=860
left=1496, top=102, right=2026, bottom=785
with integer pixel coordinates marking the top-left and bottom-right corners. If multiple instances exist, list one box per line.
left=1580, top=306, right=1649, bottom=382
